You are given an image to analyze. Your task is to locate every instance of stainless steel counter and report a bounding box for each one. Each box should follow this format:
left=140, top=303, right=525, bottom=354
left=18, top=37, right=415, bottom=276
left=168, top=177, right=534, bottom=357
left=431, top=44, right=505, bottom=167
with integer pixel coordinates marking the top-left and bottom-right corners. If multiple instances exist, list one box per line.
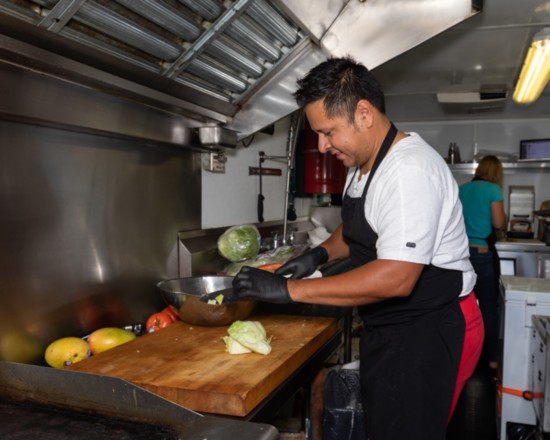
left=496, top=238, right=548, bottom=252
left=0, top=361, right=278, bottom=440
left=496, top=240, right=550, bottom=278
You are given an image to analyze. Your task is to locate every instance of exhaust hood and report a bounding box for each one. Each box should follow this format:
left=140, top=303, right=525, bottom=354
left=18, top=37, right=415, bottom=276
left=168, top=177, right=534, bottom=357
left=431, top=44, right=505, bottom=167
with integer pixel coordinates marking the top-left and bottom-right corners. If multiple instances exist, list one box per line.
left=0, top=0, right=480, bottom=149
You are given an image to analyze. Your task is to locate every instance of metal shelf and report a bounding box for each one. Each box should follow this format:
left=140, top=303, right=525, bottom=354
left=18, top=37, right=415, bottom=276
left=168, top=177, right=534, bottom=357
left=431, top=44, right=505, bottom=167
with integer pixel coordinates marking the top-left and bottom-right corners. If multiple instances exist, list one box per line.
left=450, top=161, right=550, bottom=174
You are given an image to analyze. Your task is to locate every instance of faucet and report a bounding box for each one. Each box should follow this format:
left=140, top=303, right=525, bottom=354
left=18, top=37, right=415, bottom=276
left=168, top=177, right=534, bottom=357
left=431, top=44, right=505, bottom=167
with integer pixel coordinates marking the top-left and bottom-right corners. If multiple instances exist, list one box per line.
left=287, top=228, right=297, bottom=245
left=271, top=231, right=280, bottom=249
left=259, top=110, right=303, bottom=245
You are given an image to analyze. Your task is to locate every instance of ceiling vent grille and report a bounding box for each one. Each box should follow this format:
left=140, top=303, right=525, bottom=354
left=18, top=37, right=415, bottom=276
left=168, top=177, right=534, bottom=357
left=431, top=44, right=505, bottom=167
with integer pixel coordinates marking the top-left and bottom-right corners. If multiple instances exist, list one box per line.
left=437, top=84, right=508, bottom=112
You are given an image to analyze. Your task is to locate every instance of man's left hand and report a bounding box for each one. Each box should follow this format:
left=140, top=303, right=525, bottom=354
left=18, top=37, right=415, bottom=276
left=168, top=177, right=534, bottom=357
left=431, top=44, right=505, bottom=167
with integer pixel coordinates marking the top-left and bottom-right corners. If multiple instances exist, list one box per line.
left=232, top=267, right=292, bottom=304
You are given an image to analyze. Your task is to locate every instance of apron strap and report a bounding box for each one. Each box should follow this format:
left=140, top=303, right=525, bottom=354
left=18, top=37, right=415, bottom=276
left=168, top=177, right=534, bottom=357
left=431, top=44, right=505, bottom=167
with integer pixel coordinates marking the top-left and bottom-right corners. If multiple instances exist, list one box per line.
left=343, top=123, right=397, bottom=198
left=361, top=123, right=397, bottom=198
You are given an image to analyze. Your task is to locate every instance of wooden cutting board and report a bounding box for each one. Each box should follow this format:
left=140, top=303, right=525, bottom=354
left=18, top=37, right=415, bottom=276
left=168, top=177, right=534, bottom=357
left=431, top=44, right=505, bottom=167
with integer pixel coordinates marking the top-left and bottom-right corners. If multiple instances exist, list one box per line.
left=67, top=313, right=338, bottom=417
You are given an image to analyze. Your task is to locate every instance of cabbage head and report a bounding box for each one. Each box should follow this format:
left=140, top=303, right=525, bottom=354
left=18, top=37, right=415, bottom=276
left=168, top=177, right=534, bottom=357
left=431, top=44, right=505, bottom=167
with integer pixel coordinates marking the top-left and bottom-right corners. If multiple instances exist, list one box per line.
left=226, top=321, right=272, bottom=355
left=217, top=224, right=260, bottom=262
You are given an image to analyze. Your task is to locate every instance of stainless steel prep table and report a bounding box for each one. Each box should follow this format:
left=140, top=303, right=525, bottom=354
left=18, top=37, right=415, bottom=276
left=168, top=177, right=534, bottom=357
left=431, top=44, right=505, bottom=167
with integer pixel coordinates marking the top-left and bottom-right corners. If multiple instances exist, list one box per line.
left=496, top=239, right=550, bottom=278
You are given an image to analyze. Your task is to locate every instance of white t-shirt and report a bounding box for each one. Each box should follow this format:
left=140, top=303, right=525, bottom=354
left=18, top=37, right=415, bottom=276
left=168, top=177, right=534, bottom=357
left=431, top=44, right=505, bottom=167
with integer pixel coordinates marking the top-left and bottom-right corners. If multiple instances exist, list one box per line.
left=344, top=132, right=476, bottom=296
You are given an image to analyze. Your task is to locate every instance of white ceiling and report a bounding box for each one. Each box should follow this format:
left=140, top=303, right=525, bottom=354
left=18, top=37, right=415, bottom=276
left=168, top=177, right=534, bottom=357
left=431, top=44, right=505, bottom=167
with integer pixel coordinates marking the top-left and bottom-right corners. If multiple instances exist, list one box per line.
left=373, top=0, right=550, bottom=117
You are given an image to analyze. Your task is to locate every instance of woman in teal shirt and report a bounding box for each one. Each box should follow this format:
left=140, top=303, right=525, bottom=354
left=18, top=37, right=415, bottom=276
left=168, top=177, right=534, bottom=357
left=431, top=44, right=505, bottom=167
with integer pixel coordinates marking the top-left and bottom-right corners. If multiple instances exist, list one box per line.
left=459, top=155, right=506, bottom=372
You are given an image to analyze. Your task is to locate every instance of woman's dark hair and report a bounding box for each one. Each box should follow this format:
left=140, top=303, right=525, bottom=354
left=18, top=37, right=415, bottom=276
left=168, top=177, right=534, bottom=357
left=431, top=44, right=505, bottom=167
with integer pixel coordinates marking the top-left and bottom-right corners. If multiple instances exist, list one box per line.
left=293, top=56, right=386, bottom=123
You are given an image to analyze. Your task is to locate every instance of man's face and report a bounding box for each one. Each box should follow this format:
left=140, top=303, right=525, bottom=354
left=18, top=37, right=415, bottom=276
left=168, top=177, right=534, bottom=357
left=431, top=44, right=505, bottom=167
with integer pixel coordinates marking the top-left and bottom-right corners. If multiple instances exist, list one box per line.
left=304, top=99, right=369, bottom=169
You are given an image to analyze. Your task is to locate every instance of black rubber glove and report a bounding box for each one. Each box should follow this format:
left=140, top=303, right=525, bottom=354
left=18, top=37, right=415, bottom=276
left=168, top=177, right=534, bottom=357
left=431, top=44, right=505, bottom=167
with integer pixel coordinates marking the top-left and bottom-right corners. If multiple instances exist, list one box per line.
left=274, top=246, right=328, bottom=279
left=233, top=266, right=292, bottom=304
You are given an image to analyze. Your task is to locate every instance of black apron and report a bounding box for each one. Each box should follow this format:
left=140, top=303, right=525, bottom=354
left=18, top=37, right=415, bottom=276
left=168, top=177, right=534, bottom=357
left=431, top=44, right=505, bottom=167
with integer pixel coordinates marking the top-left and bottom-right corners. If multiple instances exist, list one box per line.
left=341, top=124, right=466, bottom=439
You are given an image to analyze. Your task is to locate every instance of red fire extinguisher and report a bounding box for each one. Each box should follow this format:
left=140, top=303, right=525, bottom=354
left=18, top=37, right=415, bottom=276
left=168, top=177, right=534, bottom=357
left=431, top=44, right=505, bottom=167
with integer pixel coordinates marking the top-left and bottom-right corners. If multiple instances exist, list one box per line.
left=303, top=119, right=346, bottom=195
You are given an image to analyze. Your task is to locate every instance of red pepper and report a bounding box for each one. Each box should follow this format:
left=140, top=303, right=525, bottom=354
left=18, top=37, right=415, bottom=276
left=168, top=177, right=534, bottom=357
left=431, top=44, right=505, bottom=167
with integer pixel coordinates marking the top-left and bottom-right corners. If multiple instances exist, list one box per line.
left=146, top=312, right=174, bottom=333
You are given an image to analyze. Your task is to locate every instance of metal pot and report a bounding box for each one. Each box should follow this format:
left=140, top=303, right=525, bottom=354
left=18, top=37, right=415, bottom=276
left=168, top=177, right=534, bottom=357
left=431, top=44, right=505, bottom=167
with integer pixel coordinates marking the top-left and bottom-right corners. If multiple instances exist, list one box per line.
left=157, top=276, right=256, bottom=327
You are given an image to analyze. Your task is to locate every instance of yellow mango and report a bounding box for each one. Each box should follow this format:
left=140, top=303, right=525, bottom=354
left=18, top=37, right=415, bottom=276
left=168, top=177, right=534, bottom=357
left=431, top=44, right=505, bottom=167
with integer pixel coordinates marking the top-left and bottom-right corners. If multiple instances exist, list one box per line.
left=88, top=327, right=136, bottom=354
left=44, top=337, right=90, bottom=368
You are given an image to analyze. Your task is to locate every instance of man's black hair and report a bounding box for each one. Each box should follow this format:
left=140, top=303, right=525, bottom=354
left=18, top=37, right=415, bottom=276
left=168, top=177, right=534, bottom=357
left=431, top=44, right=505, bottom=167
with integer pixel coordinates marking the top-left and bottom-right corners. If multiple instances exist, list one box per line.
left=293, top=56, right=386, bottom=123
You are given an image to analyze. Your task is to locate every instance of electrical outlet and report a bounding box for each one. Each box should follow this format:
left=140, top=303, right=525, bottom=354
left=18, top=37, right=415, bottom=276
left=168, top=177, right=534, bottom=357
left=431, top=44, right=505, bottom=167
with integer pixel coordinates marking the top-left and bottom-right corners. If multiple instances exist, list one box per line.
left=203, top=152, right=226, bottom=173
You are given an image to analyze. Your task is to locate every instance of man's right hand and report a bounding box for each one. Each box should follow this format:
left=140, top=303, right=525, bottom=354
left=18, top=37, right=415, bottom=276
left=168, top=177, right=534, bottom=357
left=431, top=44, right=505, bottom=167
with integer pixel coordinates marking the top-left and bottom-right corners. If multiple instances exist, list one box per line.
left=275, top=246, right=328, bottom=279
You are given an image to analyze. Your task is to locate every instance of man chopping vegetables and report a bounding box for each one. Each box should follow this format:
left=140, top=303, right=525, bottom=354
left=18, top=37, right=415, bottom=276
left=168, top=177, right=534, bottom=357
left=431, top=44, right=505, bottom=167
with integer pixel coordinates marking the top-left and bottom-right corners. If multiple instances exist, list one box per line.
left=233, top=56, right=484, bottom=439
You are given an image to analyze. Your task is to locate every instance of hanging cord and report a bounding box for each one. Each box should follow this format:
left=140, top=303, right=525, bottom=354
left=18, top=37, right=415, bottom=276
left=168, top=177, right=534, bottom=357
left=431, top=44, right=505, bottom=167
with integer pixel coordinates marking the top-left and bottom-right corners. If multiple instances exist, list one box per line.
left=240, top=134, right=255, bottom=148
left=283, top=110, right=303, bottom=241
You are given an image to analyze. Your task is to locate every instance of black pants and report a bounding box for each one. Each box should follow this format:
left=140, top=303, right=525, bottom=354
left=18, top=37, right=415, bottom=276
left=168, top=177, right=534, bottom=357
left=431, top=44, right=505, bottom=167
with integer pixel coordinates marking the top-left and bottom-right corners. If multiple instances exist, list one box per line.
left=360, top=303, right=465, bottom=440
left=469, top=248, right=499, bottom=364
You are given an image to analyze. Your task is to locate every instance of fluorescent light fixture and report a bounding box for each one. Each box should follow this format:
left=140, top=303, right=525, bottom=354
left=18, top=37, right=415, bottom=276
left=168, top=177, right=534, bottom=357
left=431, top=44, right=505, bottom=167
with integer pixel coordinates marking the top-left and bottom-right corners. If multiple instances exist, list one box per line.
left=513, top=27, right=550, bottom=104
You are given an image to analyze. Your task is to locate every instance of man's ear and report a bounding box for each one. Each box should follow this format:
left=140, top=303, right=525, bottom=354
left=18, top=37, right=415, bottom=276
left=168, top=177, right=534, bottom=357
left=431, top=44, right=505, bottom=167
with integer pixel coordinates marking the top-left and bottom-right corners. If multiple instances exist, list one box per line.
left=356, top=99, right=374, bottom=126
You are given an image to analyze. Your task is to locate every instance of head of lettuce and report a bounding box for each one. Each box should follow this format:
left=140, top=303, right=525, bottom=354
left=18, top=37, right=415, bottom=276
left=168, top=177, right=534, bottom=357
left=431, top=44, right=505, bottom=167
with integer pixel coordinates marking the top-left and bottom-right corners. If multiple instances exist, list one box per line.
left=217, top=224, right=261, bottom=262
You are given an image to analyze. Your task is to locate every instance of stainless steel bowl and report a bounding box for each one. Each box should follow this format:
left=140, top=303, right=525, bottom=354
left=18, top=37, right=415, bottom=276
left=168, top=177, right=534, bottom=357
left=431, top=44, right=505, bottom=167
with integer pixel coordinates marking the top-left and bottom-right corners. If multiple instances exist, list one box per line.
left=156, top=276, right=256, bottom=327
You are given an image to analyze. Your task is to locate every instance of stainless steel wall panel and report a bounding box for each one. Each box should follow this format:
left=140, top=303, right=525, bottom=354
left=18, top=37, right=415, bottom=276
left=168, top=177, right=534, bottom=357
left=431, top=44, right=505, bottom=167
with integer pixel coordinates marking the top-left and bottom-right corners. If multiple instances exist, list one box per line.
left=319, top=0, right=475, bottom=70
left=0, top=117, right=201, bottom=363
left=273, top=0, right=347, bottom=43
left=0, top=60, right=212, bottom=148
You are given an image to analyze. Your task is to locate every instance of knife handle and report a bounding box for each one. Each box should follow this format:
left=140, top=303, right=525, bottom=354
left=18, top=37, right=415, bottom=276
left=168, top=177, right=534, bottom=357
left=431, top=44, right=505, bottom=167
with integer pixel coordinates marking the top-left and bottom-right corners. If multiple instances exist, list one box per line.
left=258, top=193, right=264, bottom=223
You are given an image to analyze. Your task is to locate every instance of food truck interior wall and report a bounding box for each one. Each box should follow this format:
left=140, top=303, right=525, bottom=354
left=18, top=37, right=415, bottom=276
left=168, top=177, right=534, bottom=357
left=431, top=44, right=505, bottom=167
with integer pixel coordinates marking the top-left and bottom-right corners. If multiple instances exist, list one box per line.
left=2, top=65, right=550, bottom=365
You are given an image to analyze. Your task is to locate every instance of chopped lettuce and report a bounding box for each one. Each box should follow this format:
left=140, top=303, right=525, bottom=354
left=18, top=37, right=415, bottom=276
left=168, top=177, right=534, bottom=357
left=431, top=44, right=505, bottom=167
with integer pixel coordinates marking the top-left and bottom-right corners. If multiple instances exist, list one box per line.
left=207, top=294, right=226, bottom=305
left=225, top=321, right=272, bottom=355
left=223, top=336, right=252, bottom=354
